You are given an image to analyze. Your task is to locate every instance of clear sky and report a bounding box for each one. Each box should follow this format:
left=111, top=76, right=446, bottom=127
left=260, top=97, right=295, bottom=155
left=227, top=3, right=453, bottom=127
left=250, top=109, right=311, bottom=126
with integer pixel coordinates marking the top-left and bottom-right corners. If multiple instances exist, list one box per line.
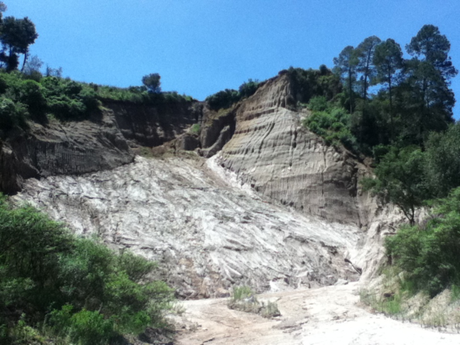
left=7, top=0, right=460, bottom=116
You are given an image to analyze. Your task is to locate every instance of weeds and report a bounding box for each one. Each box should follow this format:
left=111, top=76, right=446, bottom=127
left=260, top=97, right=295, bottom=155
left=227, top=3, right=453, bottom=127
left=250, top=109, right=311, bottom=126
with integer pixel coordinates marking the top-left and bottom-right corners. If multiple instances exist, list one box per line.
left=227, top=286, right=280, bottom=318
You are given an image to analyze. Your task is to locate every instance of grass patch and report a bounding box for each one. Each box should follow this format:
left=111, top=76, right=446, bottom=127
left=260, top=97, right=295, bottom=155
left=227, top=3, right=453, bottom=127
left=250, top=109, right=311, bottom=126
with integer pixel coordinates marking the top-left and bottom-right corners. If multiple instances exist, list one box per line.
left=227, top=286, right=280, bottom=319
left=189, top=123, right=200, bottom=135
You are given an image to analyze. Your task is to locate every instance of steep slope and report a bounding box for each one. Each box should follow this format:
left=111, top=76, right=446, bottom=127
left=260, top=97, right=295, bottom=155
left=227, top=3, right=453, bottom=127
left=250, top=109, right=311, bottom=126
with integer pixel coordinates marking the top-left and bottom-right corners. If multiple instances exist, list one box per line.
left=217, top=72, right=367, bottom=226
left=0, top=112, right=133, bottom=194
left=14, top=155, right=361, bottom=298
left=0, top=99, right=201, bottom=194
left=6, top=71, right=408, bottom=298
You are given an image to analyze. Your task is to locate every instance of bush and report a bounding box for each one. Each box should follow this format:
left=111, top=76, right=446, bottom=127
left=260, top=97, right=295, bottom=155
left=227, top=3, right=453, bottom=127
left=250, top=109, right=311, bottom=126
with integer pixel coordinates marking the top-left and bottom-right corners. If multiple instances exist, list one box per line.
left=386, top=187, right=460, bottom=297
left=227, top=286, right=280, bottom=318
left=206, top=89, right=240, bottom=110
left=189, top=123, right=200, bottom=135
left=303, top=106, right=357, bottom=152
left=238, top=79, right=259, bottom=99
left=308, top=95, right=329, bottom=112
left=19, top=80, right=47, bottom=118
left=0, top=195, right=174, bottom=344
left=0, top=97, right=28, bottom=130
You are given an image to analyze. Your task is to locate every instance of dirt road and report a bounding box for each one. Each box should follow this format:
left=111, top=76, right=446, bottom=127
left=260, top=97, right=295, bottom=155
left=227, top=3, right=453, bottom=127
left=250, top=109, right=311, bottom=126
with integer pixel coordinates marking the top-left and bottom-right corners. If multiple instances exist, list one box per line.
left=174, top=283, right=460, bottom=345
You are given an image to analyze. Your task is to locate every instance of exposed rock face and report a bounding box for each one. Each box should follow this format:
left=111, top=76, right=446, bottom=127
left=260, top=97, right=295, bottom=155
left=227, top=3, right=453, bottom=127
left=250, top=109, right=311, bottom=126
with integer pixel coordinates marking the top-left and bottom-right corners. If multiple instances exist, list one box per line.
left=14, top=156, right=361, bottom=298
left=0, top=100, right=204, bottom=194
left=105, top=100, right=202, bottom=147
left=6, top=72, right=406, bottom=297
left=218, top=73, right=367, bottom=226
left=1, top=112, right=133, bottom=193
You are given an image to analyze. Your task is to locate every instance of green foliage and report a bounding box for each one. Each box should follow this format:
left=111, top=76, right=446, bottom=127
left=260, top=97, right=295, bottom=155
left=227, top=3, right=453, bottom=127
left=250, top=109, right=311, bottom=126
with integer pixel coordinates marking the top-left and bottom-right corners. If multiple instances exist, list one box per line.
left=0, top=96, right=28, bottom=130
left=424, top=124, right=460, bottom=198
left=304, top=106, right=358, bottom=152
left=142, top=73, right=161, bottom=94
left=0, top=196, right=174, bottom=344
left=206, top=89, right=240, bottom=111
left=362, top=146, right=427, bottom=225
left=288, top=66, right=342, bottom=104
left=238, top=79, right=259, bottom=99
left=190, top=123, right=200, bottom=135
left=228, top=286, right=280, bottom=318
left=355, top=36, right=381, bottom=99
left=50, top=306, right=114, bottom=345
left=386, top=187, right=460, bottom=297
left=307, top=95, right=329, bottom=112
left=0, top=15, right=38, bottom=71
left=205, top=79, right=261, bottom=111
left=231, top=286, right=254, bottom=302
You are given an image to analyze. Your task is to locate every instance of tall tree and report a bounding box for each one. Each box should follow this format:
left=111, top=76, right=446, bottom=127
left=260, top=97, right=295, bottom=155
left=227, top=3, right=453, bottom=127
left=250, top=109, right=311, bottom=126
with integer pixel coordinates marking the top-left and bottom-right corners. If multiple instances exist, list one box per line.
left=425, top=123, right=460, bottom=198
left=363, top=146, right=427, bottom=225
left=373, top=38, right=404, bottom=140
left=0, top=16, right=38, bottom=71
left=333, top=46, right=359, bottom=113
left=356, top=36, right=381, bottom=100
left=142, top=73, right=161, bottom=93
left=400, top=25, right=458, bottom=145
left=0, top=2, right=6, bottom=20
left=406, top=24, right=457, bottom=80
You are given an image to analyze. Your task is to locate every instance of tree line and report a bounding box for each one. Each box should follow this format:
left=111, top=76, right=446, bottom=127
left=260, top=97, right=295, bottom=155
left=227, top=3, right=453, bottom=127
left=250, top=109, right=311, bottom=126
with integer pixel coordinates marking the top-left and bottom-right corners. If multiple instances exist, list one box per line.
left=332, top=24, right=457, bottom=150
left=303, top=25, right=460, bottom=300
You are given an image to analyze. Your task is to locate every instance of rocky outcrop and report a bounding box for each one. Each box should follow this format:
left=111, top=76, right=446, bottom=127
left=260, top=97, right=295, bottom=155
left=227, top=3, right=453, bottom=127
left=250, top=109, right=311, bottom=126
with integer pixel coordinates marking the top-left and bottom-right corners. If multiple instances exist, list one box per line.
left=14, top=156, right=361, bottom=298
left=217, top=73, right=367, bottom=226
left=5, top=71, right=406, bottom=296
left=1, top=112, right=134, bottom=193
left=105, top=100, right=202, bottom=147
left=0, top=100, right=204, bottom=194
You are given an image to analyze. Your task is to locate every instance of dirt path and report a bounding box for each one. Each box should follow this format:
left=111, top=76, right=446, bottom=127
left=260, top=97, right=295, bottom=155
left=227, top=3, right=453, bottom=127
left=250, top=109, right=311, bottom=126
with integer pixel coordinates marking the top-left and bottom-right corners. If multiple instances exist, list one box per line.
left=173, top=283, right=460, bottom=345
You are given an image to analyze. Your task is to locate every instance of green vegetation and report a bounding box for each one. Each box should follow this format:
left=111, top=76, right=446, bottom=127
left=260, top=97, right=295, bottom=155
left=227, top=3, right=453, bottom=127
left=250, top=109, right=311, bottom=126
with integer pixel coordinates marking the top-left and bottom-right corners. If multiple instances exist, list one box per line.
left=189, top=123, right=201, bottom=135
left=0, top=69, right=195, bottom=130
left=142, top=73, right=161, bottom=94
left=386, top=188, right=460, bottom=297
left=288, top=66, right=342, bottom=104
left=205, top=79, right=260, bottom=110
left=227, top=286, right=280, bottom=319
left=303, top=102, right=357, bottom=152
left=308, top=23, right=460, bottom=312
left=0, top=195, right=174, bottom=344
left=0, top=3, right=38, bottom=72
left=305, top=24, right=457, bottom=157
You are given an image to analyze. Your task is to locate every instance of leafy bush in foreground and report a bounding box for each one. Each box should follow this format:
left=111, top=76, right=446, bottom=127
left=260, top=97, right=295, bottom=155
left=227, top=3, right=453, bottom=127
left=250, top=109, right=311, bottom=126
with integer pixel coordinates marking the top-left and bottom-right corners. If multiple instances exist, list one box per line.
left=0, top=195, right=173, bottom=344
left=386, top=187, right=460, bottom=297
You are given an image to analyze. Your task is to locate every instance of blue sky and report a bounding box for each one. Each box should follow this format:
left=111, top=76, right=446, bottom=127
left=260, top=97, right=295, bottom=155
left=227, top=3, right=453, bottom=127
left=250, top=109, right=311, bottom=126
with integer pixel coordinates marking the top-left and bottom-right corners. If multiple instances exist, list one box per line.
left=7, top=1, right=460, bottom=116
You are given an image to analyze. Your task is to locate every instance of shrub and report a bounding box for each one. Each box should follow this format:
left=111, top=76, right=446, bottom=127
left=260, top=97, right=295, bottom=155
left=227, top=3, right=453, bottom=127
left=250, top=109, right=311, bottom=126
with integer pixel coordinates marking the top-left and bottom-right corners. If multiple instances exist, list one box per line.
left=19, top=80, right=47, bottom=120
left=303, top=106, right=357, bottom=152
left=238, top=79, right=259, bottom=99
left=0, top=195, right=174, bottom=344
left=206, top=89, right=240, bottom=110
left=227, top=286, right=280, bottom=318
left=0, top=97, right=28, bottom=130
left=386, top=187, right=460, bottom=297
left=308, top=95, right=329, bottom=112
left=190, top=123, right=200, bottom=135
